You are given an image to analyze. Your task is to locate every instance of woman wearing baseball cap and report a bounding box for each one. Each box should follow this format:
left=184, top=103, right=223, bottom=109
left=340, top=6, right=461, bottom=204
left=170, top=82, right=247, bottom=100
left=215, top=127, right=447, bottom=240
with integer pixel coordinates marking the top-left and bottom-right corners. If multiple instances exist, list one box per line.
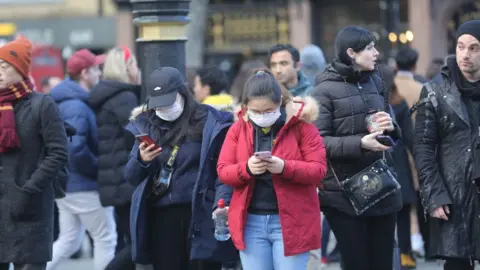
left=124, top=67, right=238, bottom=270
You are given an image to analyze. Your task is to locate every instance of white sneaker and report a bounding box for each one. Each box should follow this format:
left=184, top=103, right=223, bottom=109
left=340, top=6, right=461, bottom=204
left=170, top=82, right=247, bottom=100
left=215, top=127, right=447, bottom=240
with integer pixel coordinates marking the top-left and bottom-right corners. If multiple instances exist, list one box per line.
left=411, top=233, right=425, bottom=257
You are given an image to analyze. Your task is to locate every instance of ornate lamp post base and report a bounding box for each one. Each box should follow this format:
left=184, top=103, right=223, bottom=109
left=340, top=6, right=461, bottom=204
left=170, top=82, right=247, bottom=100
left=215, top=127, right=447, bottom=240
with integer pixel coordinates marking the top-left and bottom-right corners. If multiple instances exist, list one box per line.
left=130, top=0, right=191, bottom=101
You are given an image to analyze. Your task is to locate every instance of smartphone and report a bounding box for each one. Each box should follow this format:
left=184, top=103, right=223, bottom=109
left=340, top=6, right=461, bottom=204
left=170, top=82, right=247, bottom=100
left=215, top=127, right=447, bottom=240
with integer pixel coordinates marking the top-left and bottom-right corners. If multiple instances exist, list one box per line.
left=376, top=135, right=395, bottom=147
left=255, top=151, right=272, bottom=160
left=135, top=134, right=161, bottom=150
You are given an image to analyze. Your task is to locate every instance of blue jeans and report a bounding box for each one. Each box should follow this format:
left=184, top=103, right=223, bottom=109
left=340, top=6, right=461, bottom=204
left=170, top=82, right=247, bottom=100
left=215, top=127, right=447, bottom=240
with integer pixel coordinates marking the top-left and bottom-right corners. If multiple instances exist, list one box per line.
left=239, top=214, right=309, bottom=270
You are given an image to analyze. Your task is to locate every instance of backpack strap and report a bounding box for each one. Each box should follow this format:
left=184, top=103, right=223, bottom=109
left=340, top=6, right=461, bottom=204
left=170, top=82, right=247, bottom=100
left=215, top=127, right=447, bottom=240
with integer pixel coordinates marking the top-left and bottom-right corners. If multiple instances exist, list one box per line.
left=408, top=82, right=438, bottom=116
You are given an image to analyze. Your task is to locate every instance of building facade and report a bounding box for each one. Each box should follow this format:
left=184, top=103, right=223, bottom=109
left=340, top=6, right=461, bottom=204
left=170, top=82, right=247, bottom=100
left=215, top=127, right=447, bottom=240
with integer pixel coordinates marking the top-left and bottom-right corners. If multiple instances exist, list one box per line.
left=0, top=0, right=471, bottom=76
left=0, top=0, right=121, bottom=55
left=408, top=0, right=475, bottom=75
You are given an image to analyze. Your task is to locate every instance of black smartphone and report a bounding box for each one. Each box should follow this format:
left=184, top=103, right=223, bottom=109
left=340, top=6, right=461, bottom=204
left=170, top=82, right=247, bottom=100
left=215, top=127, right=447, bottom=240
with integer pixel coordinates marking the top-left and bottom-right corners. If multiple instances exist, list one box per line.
left=376, top=135, right=395, bottom=147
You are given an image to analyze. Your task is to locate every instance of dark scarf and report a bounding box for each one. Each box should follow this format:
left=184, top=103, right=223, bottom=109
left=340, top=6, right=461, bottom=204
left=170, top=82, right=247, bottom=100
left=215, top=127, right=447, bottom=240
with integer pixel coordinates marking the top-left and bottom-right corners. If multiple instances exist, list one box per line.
left=331, top=59, right=375, bottom=83
left=0, top=78, right=34, bottom=153
left=447, top=57, right=480, bottom=101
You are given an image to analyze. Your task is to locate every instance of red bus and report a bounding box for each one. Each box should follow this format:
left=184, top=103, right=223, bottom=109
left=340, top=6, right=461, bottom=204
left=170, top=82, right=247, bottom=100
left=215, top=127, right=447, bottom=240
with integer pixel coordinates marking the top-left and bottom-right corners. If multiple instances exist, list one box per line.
left=30, top=45, right=64, bottom=91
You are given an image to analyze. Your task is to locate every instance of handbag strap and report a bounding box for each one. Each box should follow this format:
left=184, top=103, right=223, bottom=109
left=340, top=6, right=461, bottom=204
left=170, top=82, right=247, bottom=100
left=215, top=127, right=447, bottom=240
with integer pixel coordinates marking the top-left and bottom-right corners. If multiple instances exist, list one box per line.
left=329, top=162, right=344, bottom=189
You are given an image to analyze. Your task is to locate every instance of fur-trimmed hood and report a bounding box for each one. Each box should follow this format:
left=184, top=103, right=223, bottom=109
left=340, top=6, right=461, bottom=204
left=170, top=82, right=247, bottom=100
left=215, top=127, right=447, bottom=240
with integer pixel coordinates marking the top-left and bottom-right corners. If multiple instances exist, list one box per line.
left=130, top=104, right=148, bottom=120
left=235, top=96, right=319, bottom=124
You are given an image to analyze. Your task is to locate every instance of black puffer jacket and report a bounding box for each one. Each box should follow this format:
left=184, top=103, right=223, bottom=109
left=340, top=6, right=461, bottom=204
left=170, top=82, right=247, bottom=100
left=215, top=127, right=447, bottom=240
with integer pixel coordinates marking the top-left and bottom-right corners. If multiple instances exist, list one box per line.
left=413, top=64, right=480, bottom=260
left=89, top=80, right=140, bottom=206
left=312, top=60, right=402, bottom=217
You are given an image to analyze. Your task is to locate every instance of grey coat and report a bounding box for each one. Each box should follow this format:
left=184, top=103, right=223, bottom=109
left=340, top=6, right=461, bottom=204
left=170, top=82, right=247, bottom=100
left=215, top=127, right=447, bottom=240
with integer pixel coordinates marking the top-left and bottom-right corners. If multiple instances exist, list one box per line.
left=0, top=92, right=68, bottom=263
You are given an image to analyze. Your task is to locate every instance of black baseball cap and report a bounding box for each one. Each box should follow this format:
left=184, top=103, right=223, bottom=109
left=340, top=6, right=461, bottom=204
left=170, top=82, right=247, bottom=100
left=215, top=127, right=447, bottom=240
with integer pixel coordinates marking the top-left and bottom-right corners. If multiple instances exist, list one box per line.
left=147, top=67, right=186, bottom=110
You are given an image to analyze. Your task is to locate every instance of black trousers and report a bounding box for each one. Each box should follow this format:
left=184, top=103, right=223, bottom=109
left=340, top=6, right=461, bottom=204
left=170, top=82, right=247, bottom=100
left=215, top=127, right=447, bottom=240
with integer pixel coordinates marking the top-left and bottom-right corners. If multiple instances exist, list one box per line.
left=0, top=263, right=46, bottom=270
left=444, top=258, right=475, bottom=270
left=397, top=204, right=412, bottom=254
left=105, top=204, right=135, bottom=270
left=323, top=207, right=397, bottom=270
left=148, top=204, right=221, bottom=270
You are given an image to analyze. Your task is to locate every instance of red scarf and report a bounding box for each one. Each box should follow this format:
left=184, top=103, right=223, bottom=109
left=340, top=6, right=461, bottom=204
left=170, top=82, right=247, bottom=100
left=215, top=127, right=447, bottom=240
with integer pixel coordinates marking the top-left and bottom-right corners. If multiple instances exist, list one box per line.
left=0, top=79, right=34, bottom=153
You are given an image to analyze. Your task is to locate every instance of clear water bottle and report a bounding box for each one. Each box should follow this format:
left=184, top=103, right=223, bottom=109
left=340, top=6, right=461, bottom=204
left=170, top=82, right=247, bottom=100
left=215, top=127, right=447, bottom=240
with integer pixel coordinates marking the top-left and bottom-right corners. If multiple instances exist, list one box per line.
left=214, top=198, right=231, bottom=241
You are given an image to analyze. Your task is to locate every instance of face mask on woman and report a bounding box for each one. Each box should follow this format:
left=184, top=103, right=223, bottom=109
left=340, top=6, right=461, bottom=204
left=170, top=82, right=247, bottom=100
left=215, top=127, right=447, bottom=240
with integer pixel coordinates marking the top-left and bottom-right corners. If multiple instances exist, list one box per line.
left=155, top=95, right=185, bottom=122
left=247, top=107, right=281, bottom=128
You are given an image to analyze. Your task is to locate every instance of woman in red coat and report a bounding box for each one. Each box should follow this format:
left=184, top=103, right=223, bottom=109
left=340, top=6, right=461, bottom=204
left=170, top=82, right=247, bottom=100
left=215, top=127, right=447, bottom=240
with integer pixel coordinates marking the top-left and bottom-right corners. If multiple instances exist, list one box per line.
left=217, top=70, right=327, bottom=270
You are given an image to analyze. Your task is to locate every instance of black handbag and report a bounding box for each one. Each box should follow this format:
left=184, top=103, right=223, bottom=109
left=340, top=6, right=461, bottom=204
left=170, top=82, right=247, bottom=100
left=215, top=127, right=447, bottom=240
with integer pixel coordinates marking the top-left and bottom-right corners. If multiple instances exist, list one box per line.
left=329, top=73, right=400, bottom=216
left=330, top=152, right=400, bottom=216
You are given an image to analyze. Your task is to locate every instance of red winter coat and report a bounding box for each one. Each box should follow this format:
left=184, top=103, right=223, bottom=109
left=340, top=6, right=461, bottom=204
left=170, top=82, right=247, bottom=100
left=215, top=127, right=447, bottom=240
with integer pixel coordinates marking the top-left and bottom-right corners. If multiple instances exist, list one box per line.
left=217, top=97, right=327, bottom=256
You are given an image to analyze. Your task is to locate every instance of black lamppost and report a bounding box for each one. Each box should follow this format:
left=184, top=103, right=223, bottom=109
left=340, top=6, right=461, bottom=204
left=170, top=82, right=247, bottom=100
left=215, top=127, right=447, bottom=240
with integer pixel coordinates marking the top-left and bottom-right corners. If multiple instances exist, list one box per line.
left=381, top=0, right=400, bottom=60
left=130, top=0, right=191, bottom=101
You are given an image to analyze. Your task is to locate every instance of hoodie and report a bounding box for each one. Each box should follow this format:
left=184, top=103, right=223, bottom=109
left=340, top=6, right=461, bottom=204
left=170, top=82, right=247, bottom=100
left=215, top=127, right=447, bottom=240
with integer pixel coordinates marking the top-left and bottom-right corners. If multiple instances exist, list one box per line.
left=50, top=79, right=98, bottom=193
left=300, top=44, right=327, bottom=87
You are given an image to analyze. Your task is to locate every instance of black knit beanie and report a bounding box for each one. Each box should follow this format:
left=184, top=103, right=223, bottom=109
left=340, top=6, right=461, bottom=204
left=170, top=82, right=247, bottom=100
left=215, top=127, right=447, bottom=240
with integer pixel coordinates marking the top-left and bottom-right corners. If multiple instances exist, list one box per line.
left=456, top=20, right=480, bottom=42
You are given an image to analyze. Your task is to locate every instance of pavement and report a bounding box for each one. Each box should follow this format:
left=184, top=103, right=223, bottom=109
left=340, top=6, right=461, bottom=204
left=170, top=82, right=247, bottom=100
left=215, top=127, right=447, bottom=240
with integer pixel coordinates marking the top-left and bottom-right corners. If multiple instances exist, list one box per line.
left=57, top=258, right=472, bottom=270
left=54, top=240, right=476, bottom=270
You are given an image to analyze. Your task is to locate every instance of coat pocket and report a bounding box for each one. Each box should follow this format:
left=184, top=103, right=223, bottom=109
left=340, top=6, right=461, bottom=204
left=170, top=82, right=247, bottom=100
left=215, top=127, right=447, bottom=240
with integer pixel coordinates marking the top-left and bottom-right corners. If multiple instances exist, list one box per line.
left=10, top=188, right=44, bottom=222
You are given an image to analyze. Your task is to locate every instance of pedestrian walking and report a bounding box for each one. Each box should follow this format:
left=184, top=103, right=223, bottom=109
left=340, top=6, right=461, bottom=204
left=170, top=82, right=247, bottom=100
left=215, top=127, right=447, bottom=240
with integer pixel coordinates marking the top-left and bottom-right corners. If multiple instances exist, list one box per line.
left=0, top=37, right=68, bottom=270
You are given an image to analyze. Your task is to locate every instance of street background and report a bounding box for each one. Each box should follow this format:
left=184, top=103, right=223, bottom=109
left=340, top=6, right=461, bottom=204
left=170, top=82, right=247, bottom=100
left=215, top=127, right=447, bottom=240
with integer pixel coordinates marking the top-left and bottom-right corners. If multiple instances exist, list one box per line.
left=57, top=258, right=467, bottom=270
left=2, top=0, right=480, bottom=269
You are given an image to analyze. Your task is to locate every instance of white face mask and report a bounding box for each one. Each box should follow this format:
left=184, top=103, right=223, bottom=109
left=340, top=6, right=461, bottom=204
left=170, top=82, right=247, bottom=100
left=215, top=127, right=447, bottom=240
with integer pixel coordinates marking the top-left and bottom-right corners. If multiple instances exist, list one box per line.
left=155, top=95, right=185, bottom=121
left=247, top=108, right=281, bottom=128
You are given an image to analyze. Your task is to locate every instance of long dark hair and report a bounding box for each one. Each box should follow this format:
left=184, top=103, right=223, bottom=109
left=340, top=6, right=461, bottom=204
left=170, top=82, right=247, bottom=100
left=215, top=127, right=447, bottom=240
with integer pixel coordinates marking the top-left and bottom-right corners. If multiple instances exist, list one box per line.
left=335, top=26, right=377, bottom=66
left=157, top=84, right=206, bottom=146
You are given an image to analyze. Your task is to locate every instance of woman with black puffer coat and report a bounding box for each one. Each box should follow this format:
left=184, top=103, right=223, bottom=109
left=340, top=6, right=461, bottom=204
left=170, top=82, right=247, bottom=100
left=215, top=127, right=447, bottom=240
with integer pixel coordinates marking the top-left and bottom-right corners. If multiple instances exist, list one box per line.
left=88, top=46, right=141, bottom=270
left=312, top=26, right=403, bottom=270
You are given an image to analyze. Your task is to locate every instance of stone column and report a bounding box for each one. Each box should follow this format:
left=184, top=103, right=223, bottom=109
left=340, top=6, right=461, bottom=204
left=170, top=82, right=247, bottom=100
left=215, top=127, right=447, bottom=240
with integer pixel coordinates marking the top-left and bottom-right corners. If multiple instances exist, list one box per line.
left=288, top=0, right=312, bottom=50
left=408, top=0, right=432, bottom=75
left=116, top=6, right=135, bottom=51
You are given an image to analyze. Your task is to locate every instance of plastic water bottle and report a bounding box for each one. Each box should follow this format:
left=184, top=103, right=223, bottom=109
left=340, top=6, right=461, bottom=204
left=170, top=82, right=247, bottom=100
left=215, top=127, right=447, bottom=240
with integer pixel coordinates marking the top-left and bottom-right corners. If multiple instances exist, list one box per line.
left=214, top=198, right=231, bottom=241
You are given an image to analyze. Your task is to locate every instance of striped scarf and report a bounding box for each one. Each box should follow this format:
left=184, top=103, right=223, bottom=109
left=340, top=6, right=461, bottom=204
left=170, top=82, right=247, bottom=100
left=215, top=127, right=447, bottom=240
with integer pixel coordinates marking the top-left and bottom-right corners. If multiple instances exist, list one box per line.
left=0, top=79, right=34, bottom=153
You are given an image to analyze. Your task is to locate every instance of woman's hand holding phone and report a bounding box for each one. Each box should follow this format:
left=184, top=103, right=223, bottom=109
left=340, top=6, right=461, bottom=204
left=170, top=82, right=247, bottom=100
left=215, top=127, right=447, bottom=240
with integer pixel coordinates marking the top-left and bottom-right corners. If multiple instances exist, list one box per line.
left=139, top=142, right=162, bottom=162
left=248, top=154, right=285, bottom=175
left=247, top=155, right=268, bottom=175
left=265, top=156, right=285, bottom=174
left=361, top=131, right=391, bottom=152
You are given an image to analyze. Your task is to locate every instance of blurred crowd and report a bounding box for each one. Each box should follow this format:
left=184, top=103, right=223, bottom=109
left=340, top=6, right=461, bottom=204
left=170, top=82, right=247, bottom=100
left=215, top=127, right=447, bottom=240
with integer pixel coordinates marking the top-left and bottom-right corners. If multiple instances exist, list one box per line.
left=1, top=18, right=480, bottom=270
